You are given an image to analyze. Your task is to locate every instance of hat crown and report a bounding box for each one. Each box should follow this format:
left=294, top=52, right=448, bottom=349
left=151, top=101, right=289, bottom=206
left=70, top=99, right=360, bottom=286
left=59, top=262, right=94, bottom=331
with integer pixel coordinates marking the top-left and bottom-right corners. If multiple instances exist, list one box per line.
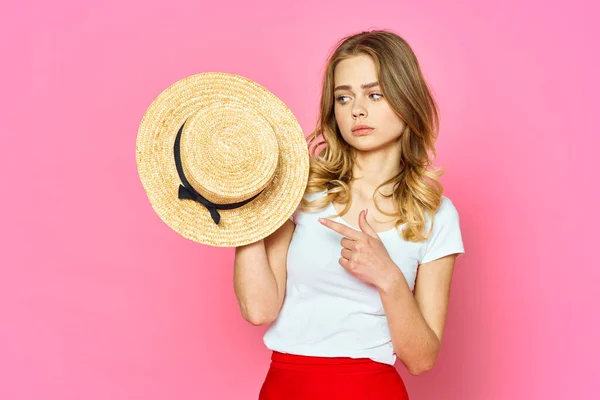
left=179, top=102, right=279, bottom=204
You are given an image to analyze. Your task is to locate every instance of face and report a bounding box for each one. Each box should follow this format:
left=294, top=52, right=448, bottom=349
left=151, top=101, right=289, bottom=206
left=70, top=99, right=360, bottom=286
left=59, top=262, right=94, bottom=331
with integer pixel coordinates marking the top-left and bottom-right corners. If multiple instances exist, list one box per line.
left=333, top=54, right=406, bottom=152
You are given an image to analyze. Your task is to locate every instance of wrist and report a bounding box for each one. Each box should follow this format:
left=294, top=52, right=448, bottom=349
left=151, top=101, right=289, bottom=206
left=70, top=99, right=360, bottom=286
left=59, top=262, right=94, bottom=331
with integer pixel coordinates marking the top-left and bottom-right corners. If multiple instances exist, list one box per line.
left=376, top=264, right=404, bottom=294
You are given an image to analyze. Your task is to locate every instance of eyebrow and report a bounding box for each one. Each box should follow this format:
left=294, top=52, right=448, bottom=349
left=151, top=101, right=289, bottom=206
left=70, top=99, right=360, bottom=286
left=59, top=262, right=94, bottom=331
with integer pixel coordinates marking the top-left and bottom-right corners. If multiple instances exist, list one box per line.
left=334, top=81, right=380, bottom=92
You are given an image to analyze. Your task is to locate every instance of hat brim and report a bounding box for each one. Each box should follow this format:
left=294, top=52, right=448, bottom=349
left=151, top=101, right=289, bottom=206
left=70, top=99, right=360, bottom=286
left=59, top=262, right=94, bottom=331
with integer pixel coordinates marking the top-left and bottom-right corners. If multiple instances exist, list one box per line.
left=136, top=72, right=309, bottom=247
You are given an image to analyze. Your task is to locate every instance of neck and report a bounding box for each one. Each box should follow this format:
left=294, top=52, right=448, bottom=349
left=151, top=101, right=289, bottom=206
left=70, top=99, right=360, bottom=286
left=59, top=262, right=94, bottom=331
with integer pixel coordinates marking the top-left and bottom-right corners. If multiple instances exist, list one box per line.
left=349, top=142, right=403, bottom=199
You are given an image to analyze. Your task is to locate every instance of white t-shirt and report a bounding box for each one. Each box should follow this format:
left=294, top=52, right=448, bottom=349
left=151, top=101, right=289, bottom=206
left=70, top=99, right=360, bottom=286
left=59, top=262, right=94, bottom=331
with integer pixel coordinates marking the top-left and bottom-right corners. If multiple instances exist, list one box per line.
left=263, top=189, right=465, bottom=365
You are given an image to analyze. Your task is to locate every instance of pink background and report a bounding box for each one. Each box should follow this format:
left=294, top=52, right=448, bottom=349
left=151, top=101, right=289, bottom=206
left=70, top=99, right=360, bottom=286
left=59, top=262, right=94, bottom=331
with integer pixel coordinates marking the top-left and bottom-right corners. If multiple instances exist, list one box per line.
left=2, top=0, right=598, bottom=399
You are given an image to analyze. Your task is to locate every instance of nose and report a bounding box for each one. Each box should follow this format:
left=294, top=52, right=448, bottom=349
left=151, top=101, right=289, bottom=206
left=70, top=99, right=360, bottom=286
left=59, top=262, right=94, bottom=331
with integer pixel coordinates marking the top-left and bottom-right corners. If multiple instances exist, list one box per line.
left=351, top=98, right=367, bottom=119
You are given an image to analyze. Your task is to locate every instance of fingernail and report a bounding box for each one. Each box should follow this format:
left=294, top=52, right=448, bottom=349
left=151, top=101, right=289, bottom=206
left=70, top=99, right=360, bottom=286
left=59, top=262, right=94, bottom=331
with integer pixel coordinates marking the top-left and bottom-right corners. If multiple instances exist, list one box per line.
left=365, top=208, right=368, bottom=216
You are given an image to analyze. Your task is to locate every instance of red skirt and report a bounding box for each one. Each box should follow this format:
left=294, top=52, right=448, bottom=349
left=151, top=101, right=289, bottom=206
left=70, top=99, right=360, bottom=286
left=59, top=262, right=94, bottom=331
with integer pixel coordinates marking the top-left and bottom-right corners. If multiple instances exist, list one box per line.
left=259, top=351, right=410, bottom=399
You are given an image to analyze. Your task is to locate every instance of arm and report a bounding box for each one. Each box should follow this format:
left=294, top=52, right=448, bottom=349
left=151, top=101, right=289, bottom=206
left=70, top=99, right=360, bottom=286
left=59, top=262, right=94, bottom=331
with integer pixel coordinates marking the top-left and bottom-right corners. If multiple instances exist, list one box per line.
left=377, top=253, right=457, bottom=375
left=233, top=219, right=295, bottom=325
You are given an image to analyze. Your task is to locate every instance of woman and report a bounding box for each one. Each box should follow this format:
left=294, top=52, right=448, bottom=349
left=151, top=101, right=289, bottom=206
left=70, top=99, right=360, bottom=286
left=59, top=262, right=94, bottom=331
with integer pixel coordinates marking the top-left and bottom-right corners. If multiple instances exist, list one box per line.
left=234, top=29, right=465, bottom=399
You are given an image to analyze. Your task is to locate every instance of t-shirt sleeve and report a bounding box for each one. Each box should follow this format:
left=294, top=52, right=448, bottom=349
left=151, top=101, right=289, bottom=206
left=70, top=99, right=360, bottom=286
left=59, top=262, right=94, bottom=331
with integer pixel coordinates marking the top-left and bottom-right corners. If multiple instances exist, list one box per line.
left=420, top=197, right=465, bottom=264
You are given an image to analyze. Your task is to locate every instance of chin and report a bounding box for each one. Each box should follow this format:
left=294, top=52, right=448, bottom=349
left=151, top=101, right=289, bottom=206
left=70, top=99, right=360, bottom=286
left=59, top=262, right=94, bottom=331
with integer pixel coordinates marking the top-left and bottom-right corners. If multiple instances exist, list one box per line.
left=352, top=138, right=401, bottom=153
left=349, top=141, right=383, bottom=152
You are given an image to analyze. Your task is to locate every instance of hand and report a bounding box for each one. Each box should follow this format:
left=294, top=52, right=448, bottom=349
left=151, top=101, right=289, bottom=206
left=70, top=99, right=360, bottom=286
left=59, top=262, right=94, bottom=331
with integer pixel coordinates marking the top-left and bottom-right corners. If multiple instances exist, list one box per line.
left=318, top=209, right=399, bottom=290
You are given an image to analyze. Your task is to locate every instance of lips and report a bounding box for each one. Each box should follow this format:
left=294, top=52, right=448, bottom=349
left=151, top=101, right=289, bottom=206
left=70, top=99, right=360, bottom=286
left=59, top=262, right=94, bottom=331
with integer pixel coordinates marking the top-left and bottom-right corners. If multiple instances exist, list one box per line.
left=351, top=124, right=374, bottom=136
left=352, top=127, right=374, bottom=136
left=352, top=124, right=372, bottom=131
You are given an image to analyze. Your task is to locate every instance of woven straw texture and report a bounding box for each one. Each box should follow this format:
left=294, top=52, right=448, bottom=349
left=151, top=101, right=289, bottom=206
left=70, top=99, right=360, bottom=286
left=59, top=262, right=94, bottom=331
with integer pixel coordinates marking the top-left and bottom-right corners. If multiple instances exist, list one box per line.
left=136, top=72, right=309, bottom=247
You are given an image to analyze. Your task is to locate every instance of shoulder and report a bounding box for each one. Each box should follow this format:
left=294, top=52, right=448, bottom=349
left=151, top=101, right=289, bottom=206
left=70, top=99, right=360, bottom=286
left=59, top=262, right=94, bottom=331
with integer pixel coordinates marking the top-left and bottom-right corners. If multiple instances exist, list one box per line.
left=299, top=188, right=329, bottom=204
left=425, top=195, right=460, bottom=227
left=290, top=189, right=328, bottom=223
left=438, top=196, right=459, bottom=217
left=306, top=189, right=327, bottom=199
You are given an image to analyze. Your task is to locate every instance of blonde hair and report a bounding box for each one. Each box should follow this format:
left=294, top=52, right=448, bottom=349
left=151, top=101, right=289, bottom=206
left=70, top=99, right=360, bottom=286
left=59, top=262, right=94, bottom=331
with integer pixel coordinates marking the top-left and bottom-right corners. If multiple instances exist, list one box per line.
left=300, top=29, right=446, bottom=242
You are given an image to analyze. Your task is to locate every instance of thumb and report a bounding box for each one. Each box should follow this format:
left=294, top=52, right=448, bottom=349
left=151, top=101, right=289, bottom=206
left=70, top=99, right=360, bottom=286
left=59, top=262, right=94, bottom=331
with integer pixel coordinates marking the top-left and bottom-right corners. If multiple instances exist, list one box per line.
left=358, top=208, right=379, bottom=238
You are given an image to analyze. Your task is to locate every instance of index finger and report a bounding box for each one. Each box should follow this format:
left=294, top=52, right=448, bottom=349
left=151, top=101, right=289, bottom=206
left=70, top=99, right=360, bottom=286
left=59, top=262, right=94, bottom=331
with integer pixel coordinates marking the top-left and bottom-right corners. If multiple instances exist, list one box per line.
left=318, top=217, right=362, bottom=240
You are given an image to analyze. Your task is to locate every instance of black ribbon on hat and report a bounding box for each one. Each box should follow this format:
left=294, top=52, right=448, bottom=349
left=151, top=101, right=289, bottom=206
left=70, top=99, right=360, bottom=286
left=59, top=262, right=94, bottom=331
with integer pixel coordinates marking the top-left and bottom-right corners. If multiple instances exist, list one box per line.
left=174, top=120, right=263, bottom=224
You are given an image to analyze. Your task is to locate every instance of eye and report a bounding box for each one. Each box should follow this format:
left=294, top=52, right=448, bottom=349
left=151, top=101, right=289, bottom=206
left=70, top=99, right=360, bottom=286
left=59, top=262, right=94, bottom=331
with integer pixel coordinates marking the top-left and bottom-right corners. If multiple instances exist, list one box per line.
left=336, top=95, right=350, bottom=104
left=370, top=93, right=384, bottom=101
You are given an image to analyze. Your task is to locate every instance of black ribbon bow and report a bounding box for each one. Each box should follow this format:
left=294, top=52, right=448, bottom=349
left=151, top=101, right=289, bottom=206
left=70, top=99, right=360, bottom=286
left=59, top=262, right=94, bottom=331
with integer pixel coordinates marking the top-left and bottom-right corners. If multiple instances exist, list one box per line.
left=173, top=120, right=263, bottom=224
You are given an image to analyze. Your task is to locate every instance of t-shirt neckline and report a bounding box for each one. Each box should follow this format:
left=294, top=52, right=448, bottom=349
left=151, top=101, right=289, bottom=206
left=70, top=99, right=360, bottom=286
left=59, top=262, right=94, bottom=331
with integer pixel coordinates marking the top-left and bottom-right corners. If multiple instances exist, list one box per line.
left=325, top=200, right=399, bottom=236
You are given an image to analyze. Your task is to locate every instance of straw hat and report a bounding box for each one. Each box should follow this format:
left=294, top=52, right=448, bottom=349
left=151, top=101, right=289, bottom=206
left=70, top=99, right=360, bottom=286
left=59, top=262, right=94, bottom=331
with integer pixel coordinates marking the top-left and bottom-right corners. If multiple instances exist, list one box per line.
left=136, top=72, right=309, bottom=247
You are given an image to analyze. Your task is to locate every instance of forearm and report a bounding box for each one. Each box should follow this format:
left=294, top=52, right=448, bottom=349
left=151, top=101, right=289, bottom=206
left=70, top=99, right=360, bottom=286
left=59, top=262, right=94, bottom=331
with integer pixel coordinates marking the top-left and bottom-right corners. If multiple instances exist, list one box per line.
left=233, top=240, right=279, bottom=325
left=376, top=266, right=440, bottom=375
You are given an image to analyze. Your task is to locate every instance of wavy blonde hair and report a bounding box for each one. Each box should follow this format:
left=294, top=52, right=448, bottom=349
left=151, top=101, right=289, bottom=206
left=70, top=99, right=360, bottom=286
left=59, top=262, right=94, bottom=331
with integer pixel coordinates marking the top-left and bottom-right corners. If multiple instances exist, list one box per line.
left=299, top=29, right=446, bottom=242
